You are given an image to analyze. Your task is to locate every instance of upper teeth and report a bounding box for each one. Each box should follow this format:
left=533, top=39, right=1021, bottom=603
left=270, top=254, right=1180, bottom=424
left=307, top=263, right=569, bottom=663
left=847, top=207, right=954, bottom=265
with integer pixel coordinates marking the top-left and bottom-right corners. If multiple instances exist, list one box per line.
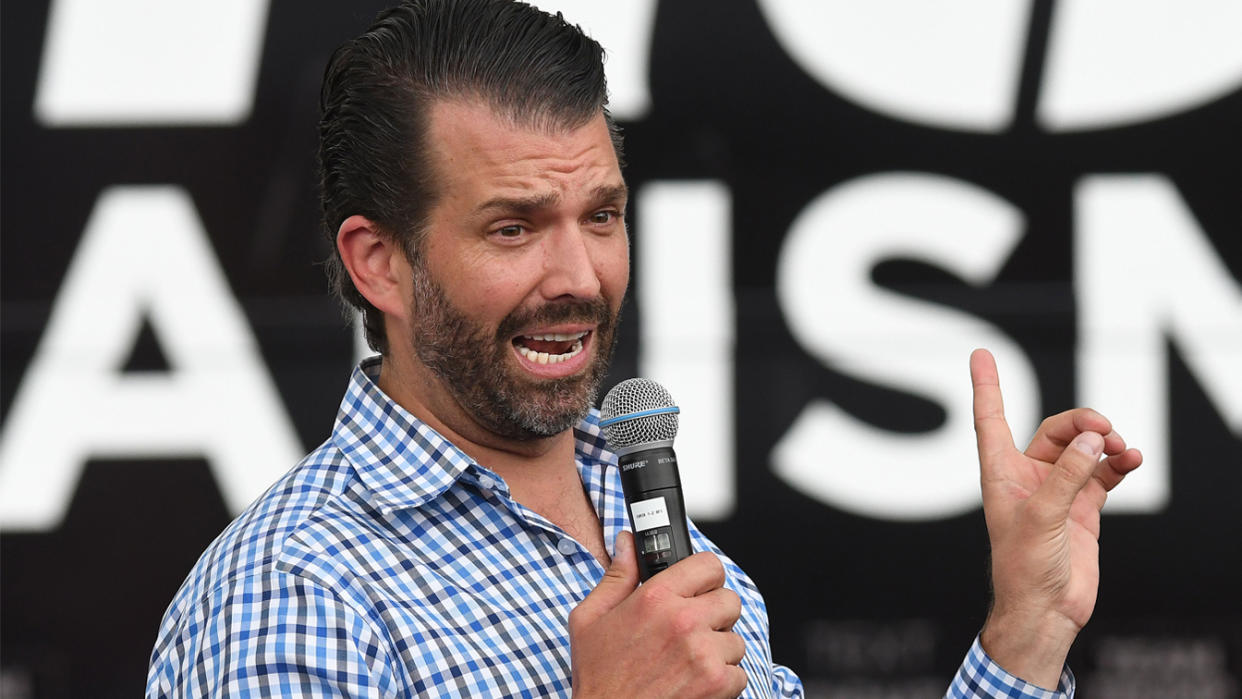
left=522, top=331, right=588, bottom=342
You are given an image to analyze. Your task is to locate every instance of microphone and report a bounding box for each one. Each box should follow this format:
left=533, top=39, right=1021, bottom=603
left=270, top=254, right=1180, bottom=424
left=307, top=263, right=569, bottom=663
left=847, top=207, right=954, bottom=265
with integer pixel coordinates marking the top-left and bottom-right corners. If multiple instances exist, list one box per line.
left=600, top=378, right=693, bottom=581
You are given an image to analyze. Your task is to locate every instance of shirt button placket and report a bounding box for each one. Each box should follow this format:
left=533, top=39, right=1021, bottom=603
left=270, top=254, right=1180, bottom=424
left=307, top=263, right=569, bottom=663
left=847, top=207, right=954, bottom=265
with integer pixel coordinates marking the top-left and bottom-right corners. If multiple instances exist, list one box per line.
left=554, top=537, right=595, bottom=590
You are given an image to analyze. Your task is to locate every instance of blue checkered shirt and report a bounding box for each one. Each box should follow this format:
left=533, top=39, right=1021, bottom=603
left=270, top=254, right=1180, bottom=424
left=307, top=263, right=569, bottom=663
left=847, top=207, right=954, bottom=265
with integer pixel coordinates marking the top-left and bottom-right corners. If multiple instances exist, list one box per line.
left=148, top=359, right=1073, bottom=697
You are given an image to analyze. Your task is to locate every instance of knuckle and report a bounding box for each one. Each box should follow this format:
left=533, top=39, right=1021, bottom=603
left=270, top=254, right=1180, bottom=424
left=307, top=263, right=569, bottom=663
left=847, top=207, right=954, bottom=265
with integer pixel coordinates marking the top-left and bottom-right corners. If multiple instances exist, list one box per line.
left=710, top=589, right=742, bottom=627
left=700, top=553, right=726, bottom=586
left=701, top=664, right=731, bottom=694
left=630, top=588, right=659, bottom=619
left=670, top=607, right=699, bottom=635
left=691, top=635, right=715, bottom=664
left=567, top=605, right=589, bottom=634
left=730, top=630, right=747, bottom=658
left=1076, top=406, right=1109, bottom=431
left=1054, top=461, right=1079, bottom=484
left=635, top=576, right=663, bottom=600
left=726, top=665, right=750, bottom=695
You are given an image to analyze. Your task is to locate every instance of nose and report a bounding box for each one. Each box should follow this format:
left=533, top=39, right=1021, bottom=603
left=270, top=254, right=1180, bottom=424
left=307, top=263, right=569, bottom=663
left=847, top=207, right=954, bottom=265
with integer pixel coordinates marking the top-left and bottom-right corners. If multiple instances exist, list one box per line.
left=539, top=225, right=603, bottom=300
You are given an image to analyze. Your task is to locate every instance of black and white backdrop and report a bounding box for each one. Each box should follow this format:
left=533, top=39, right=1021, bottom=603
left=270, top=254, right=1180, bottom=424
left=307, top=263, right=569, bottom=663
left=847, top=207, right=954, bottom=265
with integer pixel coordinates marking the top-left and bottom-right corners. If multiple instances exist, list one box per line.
left=3, top=1, right=1240, bottom=696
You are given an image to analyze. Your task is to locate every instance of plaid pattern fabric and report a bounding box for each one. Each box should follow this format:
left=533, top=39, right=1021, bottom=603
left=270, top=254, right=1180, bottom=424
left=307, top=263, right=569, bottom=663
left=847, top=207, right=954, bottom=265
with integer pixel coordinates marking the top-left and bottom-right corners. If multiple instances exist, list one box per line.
left=950, top=637, right=1074, bottom=698
left=148, top=358, right=1068, bottom=698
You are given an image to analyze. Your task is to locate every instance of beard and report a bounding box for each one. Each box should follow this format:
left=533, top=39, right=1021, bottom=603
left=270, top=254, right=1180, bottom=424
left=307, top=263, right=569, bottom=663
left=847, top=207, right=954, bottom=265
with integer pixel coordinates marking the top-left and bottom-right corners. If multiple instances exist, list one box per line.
left=408, top=260, right=619, bottom=441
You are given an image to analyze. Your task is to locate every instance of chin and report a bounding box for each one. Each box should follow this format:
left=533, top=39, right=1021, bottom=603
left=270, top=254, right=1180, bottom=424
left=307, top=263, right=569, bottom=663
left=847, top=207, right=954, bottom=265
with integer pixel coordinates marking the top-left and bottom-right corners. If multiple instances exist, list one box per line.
left=482, top=371, right=599, bottom=440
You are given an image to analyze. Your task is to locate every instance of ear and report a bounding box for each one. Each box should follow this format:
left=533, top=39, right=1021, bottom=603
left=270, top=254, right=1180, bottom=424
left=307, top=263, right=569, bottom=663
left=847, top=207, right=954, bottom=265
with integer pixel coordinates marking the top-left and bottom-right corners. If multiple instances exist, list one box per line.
left=336, top=215, right=411, bottom=320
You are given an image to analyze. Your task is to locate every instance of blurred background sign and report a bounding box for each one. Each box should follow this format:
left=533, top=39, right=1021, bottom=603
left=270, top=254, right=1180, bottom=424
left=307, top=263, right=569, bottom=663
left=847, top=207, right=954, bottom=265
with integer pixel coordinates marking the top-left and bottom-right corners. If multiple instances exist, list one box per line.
left=2, top=1, right=1240, bottom=696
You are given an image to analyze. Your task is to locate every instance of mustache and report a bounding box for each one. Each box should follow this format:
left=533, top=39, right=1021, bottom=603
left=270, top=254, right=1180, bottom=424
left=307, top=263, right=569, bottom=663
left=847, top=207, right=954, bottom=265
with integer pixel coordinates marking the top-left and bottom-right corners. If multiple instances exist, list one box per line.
left=496, top=297, right=614, bottom=341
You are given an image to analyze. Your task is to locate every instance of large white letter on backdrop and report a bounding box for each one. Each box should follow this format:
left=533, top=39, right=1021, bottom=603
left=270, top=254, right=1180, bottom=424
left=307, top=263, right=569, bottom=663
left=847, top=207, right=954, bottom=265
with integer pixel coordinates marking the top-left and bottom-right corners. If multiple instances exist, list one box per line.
left=773, top=173, right=1039, bottom=520
left=756, top=0, right=1031, bottom=132
left=35, top=0, right=269, bottom=126
left=1077, top=175, right=1242, bottom=512
left=0, top=186, right=303, bottom=531
left=637, top=181, right=735, bottom=519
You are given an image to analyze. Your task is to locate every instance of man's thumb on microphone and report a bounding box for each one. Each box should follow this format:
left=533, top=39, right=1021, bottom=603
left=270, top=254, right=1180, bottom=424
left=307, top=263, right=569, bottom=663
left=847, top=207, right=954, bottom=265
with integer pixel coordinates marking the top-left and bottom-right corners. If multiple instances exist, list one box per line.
left=571, top=532, right=639, bottom=627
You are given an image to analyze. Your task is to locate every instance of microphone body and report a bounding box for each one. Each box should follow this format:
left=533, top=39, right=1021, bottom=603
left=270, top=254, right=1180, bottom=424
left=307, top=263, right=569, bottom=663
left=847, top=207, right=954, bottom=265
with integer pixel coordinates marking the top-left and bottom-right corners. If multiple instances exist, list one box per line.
left=600, top=379, right=694, bottom=580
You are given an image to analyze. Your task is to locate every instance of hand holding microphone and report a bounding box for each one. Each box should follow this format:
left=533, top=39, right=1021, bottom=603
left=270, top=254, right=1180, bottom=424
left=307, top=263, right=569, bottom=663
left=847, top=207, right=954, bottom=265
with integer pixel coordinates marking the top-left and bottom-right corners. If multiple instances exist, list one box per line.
left=567, top=378, right=748, bottom=698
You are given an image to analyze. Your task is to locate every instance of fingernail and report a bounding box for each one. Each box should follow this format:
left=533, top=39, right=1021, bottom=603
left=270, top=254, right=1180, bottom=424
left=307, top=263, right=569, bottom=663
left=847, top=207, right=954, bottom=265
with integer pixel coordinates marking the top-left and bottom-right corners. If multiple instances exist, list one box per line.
left=614, top=531, right=630, bottom=556
left=1074, top=432, right=1104, bottom=457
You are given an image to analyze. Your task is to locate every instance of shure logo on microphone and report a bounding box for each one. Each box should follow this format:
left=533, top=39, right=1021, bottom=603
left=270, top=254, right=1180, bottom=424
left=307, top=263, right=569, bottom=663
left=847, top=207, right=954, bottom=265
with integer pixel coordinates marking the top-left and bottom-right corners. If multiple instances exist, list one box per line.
left=622, top=460, right=647, bottom=472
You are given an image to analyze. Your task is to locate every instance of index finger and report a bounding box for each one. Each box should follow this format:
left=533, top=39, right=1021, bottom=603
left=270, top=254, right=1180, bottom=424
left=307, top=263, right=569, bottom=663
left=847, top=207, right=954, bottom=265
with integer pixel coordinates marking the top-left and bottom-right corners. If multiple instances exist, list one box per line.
left=648, top=551, right=726, bottom=598
left=971, top=348, right=1016, bottom=461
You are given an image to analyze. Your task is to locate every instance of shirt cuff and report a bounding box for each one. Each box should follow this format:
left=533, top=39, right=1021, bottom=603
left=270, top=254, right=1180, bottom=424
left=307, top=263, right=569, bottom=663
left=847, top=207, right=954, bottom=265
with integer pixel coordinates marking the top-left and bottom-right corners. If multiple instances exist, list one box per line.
left=946, top=635, right=1075, bottom=699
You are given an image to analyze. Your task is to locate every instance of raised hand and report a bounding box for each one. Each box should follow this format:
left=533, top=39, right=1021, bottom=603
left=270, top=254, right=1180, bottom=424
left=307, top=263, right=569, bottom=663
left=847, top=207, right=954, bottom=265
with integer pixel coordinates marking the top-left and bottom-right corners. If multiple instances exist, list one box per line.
left=569, top=532, right=748, bottom=698
left=970, top=348, right=1142, bottom=688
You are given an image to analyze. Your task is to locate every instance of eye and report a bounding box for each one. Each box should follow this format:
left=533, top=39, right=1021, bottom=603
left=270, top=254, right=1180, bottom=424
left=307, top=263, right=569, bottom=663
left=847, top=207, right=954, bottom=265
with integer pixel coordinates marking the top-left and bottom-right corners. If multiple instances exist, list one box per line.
left=588, top=210, right=621, bottom=225
left=495, top=224, right=525, bottom=238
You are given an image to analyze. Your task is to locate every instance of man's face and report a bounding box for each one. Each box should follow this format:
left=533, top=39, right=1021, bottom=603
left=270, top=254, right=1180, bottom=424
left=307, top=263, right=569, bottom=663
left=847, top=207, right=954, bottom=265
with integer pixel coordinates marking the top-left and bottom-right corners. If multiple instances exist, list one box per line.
left=405, top=101, right=629, bottom=440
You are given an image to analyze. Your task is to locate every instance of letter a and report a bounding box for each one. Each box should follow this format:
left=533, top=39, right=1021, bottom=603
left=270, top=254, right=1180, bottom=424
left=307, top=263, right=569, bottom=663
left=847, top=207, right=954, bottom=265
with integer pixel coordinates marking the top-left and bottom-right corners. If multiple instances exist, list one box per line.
left=0, top=186, right=303, bottom=531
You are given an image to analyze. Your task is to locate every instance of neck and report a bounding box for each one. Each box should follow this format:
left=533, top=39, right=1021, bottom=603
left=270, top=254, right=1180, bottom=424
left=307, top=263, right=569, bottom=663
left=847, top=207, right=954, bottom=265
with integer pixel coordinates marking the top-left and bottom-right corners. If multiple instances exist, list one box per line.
left=375, top=349, right=582, bottom=505
left=376, top=348, right=609, bottom=567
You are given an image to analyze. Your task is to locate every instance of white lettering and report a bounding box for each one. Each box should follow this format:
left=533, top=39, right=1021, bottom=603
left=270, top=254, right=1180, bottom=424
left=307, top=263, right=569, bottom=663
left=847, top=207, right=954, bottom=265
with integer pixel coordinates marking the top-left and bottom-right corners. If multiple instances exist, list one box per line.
left=1039, top=0, right=1242, bottom=131
left=35, top=0, right=269, bottom=126
left=1076, top=175, right=1242, bottom=511
left=0, top=187, right=303, bottom=531
left=756, top=0, right=1030, bottom=131
left=773, top=173, right=1039, bottom=520
left=637, top=181, right=734, bottom=519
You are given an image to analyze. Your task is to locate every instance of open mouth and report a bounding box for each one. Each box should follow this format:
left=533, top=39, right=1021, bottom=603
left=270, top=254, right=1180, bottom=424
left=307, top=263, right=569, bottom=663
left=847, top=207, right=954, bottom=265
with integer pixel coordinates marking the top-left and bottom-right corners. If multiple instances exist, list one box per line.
left=512, top=331, right=589, bottom=365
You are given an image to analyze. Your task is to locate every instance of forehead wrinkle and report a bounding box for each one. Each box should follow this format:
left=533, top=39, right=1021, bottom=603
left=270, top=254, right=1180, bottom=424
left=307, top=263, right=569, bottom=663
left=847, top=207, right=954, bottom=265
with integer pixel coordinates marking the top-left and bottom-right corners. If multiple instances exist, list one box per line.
left=428, top=101, right=624, bottom=219
left=476, top=180, right=626, bottom=217
left=448, top=116, right=602, bottom=171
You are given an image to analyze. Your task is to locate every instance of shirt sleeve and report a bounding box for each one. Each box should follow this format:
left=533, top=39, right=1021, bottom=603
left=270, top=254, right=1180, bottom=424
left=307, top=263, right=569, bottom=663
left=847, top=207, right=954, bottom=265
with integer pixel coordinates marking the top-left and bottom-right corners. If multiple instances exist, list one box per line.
left=771, top=662, right=805, bottom=697
left=945, top=635, right=1075, bottom=699
left=146, top=572, right=402, bottom=698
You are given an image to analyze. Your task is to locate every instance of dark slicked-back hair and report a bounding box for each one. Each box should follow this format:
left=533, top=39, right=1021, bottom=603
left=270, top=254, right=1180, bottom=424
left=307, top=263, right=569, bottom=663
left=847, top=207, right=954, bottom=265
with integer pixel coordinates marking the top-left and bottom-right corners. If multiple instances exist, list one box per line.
left=319, top=0, right=623, bottom=353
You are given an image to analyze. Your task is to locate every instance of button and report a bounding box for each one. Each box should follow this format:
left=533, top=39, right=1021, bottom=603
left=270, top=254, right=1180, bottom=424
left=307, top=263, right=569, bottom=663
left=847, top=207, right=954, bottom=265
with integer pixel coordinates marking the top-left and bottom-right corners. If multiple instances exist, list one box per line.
left=478, top=475, right=496, bottom=491
left=556, top=538, right=577, bottom=556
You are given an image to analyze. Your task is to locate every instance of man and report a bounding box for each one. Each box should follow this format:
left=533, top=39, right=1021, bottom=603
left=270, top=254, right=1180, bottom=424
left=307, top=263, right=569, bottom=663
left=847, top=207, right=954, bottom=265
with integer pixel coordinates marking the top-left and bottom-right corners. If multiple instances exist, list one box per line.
left=147, top=1, right=1142, bottom=696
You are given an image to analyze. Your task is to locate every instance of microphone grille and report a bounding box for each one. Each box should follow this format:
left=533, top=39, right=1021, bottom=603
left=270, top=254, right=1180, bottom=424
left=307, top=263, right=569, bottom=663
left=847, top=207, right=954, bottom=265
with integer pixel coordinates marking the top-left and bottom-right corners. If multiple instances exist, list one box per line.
left=599, top=378, right=679, bottom=449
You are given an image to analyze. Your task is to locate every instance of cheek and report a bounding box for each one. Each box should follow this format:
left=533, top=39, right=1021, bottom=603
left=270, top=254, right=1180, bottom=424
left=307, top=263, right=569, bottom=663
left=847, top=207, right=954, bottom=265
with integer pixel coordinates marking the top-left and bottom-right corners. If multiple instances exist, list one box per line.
left=424, top=247, right=527, bottom=324
left=599, top=239, right=630, bottom=305
left=456, top=273, right=528, bottom=321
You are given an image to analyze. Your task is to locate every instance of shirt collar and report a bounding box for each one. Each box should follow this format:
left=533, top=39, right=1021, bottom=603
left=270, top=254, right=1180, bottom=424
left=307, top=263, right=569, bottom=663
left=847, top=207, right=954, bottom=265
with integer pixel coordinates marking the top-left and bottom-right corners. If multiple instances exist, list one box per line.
left=332, top=357, right=619, bottom=513
left=332, top=357, right=477, bottom=513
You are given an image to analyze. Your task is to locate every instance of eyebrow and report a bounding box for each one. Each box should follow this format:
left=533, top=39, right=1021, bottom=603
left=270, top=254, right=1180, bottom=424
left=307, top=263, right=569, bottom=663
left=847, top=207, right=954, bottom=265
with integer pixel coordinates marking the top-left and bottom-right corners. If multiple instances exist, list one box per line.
left=474, top=192, right=559, bottom=216
left=473, top=183, right=629, bottom=216
left=591, top=183, right=630, bottom=207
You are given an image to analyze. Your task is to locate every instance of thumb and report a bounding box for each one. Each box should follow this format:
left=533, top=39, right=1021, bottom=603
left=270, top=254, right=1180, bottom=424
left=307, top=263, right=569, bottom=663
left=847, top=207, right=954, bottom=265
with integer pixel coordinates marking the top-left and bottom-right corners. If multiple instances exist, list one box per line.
left=576, top=531, right=639, bottom=622
left=1033, top=431, right=1104, bottom=521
